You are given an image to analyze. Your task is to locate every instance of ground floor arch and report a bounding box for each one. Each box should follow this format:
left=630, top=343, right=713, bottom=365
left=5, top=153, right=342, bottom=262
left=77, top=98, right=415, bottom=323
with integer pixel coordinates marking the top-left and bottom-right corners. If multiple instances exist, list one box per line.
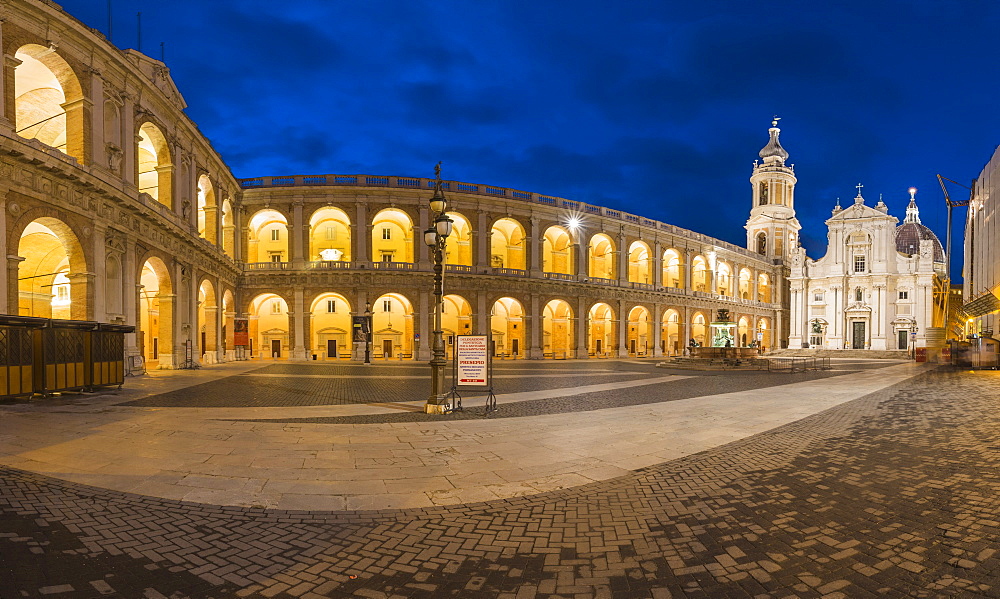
left=691, top=311, right=708, bottom=347
left=588, top=302, right=616, bottom=357
left=138, top=257, right=173, bottom=367
left=17, top=217, right=90, bottom=320
left=249, top=293, right=289, bottom=359
left=310, top=292, right=352, bottom=359
left=371, top=293, right=415, bottom=359
left=491, top=297, right=524, bottom=357
left=626, top=306, right=651, bottom=356
left=757, top=317, right=772, bottom=352
left=543, top=299, right=574, bottom=358
left=442, top=294, right=473, bottom=358
left=662, top=308, right=682, bottom=355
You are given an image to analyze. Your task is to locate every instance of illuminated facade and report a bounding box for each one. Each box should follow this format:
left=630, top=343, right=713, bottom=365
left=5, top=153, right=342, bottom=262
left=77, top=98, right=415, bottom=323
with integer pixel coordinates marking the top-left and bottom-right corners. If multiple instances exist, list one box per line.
left=964, top=146, right=1000, bottom=335
left=0, top=0, right=785, bottom=367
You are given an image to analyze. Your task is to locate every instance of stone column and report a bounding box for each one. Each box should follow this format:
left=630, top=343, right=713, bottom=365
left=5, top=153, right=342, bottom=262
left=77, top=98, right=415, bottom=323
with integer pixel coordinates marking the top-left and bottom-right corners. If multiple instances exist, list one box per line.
left=683, top=249, right=693, bottom=291
left=291, top=201, right=304, bottom=265
left=353, top=289, right=370, bottom=361
left=67, top=272, right=96, bottom=321
left=0, top=196, right=8, bottom=314
left=417, top=206, right=430, bottom=269
left=475, top=211, right=489, bottom=270
left=617, top=298, right=628, bottom=357
left=528, top=216, right=541, bottom=277
left=617, top=231, right=628, bottom=284
left=652, top=302, right=663, bottom=357
left=528, top=293, right=542, bottom=359
left=577, top=236, right=588, bottom=278
left=576, top=296, right=589, bottom=358
left=653, top=241, right=663, bottom=287
left=353, top=202, right=369, bottom=265
left=89, top=72, right=106, bottom=169
left=6, top=255, right=23, bottom=316
left=91, top=225, right=108, bottom=322
left=683, top=305, right=692, bottom=349
left=291, top=287, right=307, bottom=360
left=0, top=20, right=11, bottom=129
left=475, top=292, right=488, bottom=335
left=123, top=239, right=138, bottom=357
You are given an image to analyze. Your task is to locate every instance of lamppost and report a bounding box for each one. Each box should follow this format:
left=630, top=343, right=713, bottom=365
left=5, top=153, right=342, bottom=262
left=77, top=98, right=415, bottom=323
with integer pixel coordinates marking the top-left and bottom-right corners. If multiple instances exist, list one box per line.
left=423, top=163, right=453, bottom=413
left=364, top=301, right=372, bottom=365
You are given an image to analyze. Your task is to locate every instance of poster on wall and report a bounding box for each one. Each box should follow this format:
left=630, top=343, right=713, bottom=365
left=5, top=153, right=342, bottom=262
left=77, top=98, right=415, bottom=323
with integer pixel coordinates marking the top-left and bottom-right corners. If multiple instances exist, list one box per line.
left=455, top=335, right=489, bottom=386
left=234, top=318, right=249, bottom=346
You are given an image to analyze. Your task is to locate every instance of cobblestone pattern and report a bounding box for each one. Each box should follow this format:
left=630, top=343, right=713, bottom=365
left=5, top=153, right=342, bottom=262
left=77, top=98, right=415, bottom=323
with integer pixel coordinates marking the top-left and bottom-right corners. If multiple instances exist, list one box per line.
left=5, top=367, right=997, bottom=598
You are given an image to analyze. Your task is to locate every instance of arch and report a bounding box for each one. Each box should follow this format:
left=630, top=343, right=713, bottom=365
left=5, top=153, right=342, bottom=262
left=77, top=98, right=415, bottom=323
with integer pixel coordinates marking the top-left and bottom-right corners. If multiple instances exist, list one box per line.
left=588, top=233, right=616, bottom=280
left=104, top=253, right=123, bottom=318
left=14, top=44, right=85, bottom=162
left=691, top=311, right=708, bottom=346
left=444, top=212, right=473, bottom=266
left=626, top=305, right=651, bottom=356
left=757, top=317, right=772, bottom=352
left=442, top=294, right=473, bottom=356
left=588, top=302, right=616, bottom=357
left=249, top=293, right=289, bottom=359
left=197, top=279, right=218, bottom=358
left=372, top=209, right=414, bottom=263
left=542, top=225, right=574, bottom=274
left=738, top=317, right=750, bottom=347
left=490, top=218, right=526, bottom=270
left=197, top=175, right=217, bottom=243
left=691, top=255, right=709, bottom=292
left=221, top=289, right=235, bottom=356
left=543, top=299, right=573, bottom=358
left=716, top=261, right=733, bottom=296
left=17, top=218, right=88, bottom=320
left=757, top=273, right=771, bottom=303
left=310, top=292, right=352, bottom=359
left=138, top=257, right=173, bottom=367
left=221, top=199, right=236, bottom=259
left=662, top=248, right=682, bottom=289
left=662, top=308, right=681, bottom=355
left=247, top=209, right=289, bottom=263
left=756, top=231, right=767, bottom=255
left=491, top=297, right=525, bottom=357
left=309, top=207, right=352, bottom=262
left=371, top=293, right=415, bottom=358
left=137, top=122, right=173, bottom=208
left=738, top=268, right=753, bottom=299
left=627, top=241, right=651, bottom=284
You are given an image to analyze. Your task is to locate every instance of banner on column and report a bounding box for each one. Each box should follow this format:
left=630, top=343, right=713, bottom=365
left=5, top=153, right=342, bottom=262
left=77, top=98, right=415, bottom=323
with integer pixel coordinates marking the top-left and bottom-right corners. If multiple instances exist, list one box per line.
left=352, top=315, right=372, bottom=342
left=455, top=334, right=489, bottom=387
left=234, top=318, right=249, bottom=346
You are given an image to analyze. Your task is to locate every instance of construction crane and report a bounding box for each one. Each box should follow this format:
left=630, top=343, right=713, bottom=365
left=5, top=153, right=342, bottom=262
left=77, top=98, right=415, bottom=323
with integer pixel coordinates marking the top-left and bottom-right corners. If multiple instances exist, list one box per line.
left=937, top=174, right=976, bottom=338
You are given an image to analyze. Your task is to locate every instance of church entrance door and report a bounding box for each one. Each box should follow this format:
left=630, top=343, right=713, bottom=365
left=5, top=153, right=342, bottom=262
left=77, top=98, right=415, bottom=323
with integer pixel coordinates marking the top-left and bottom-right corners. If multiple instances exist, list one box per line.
left=898, top=330, right=908, bottom=350
left=852, top=321, right=866, bottom=350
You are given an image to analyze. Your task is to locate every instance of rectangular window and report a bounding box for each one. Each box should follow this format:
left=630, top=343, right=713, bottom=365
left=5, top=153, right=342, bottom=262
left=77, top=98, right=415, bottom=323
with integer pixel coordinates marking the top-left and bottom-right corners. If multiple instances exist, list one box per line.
left=383, top=300, right=391, bottom=312
left=381, top=253, right=394, bottom=262
left=271, top=254, right=282, bottom=262
left=271, top=229, right=280, bottom=241
left=898, top=291, right=908, bottom=300
left=813, top=292, right=824, bottom=302
left=271, top=300, right=281, bottom=314
left=325, top=226, right=335, bottom=240
left=382, top=228, right=391, bottom=240
left=854, top=256, right=866, bottom=273
left=327, top=300, right=336, bottom=313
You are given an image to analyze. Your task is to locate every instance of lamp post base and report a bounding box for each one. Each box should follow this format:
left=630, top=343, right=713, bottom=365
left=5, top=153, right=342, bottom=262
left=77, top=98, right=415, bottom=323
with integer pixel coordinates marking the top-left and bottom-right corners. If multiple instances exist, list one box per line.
left=424, top=402, right=449, bottom=414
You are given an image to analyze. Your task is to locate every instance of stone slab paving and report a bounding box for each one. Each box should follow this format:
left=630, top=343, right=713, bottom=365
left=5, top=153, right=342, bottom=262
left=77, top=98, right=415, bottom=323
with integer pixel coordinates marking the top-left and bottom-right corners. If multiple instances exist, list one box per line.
left=2, top=366, right=1000, bottom=597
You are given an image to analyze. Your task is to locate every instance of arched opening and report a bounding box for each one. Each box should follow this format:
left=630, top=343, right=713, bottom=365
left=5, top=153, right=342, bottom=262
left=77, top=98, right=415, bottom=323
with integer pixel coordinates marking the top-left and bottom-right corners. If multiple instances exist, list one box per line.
left=138, top=258, right=172, bottom=368
left=17, top=219, right=87, bottom=320
left=662, top=308, right=681, bottom=355
left=542, top=226, right=574, bottom=275
left=757, top=318, right=771, bottom=352
left=627, top=306, right=650, bottom=355
left=756, top=232, right=767, bottom=255
left=738, top=317, right=750, bottom=347
left=197, top=175, right=217, bottom=243
left=589, top=233, right=616, bottom=280
left=491, top=297, right=524, bottom=357
left=442, top=294, right=473, bottom=357
left=490, top=218, right=526, bottom=270
left=371, top=293, right=414, bottom=358
left=309, top=207, right=352, bottom=262
left=137, top=122, right=172, bottom=208
left=14, top=44, right=85, bottom=162
left=197, top=280, right=218, bottom=361
left=758, top=273, right=771, bottom=303
left=543, top=299, right=573, bottom=358
left=310, top=292, right=352, bottom=360
left=444, top=213, right=473, bottom=266
left=692, top=255, right=709, bottom=292
left=249, top=293, right=289, bottom=359
left=221, top=199, right=236, bottom=259
left=662, top=248, right=682, bottom=289
left=739, top=268, right=753, bottom=299
left=692, top=312, right=707, bottom=347
left=247, top=209, right=289, bottom=263
left=587, top=302, right=615, bottom=357
left=627, top=241, right=651, bottom=284
left=716, top=261, right=732, bottom=296
left=372, top=209, right=414, bottom=264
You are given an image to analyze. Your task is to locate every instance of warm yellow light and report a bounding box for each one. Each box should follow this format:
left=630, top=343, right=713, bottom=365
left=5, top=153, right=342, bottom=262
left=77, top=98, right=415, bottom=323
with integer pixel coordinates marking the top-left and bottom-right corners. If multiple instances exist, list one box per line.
left=566, top=216, right=581, bottom=230
left=909, top=187, right=917, bottom=194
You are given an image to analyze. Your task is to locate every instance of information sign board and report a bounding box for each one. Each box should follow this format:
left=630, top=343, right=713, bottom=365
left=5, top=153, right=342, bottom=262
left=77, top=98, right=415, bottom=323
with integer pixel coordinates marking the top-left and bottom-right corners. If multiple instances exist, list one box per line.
left=455, top=335, right=489, bottom=386
left=234, top=318, right=249, bottom=346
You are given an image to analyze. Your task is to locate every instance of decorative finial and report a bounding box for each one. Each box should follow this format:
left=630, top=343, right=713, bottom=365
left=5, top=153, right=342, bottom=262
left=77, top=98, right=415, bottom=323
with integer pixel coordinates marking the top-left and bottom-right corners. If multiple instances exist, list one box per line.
left=771, top=115, right=780, bottom=127
left=909, top=187, right=917, bottom=200
left=856, top=182, right=864, bottom=196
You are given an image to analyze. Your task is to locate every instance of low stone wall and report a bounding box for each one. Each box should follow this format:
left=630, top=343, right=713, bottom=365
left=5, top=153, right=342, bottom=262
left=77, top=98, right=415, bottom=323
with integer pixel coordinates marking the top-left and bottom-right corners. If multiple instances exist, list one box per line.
left=767, top=348, right=909, bottom=360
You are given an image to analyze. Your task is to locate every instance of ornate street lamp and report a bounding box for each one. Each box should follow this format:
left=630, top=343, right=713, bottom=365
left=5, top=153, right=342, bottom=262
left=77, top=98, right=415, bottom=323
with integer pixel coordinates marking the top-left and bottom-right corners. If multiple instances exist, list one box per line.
left=364, top=301, right=372, bottom=365
left=424, top=162, right=453, bottom=412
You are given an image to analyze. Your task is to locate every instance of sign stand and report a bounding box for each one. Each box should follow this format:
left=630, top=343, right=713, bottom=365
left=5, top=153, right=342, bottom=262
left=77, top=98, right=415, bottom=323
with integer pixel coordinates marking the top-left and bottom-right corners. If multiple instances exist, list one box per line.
left=450, top=334, right=497, bottom=415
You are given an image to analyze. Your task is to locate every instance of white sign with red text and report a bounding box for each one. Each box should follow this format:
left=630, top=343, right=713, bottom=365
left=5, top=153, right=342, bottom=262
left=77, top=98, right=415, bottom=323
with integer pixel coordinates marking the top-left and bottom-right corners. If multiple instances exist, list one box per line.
left=456, top=335, right=489, bottom=386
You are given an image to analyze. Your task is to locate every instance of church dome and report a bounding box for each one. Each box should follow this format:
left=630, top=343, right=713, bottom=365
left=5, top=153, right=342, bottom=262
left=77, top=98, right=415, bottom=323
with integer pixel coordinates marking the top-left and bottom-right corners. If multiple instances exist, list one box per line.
left=759, top=119, right=789, bottom=162
left=894, top=189, right=944, bottom=262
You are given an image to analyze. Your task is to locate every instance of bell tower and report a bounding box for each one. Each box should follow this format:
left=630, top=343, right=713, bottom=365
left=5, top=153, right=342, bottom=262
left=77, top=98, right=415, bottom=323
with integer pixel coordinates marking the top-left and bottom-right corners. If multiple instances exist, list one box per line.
left=746, top=117, right=801, bottom=263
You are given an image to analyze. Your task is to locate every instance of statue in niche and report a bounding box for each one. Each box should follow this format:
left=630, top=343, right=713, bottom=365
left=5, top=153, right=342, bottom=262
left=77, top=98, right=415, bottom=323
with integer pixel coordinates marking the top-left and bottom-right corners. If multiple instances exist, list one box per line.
left=106, top=143, right=123, bottom=174
left=759, top=182, right=769, bottom=205
left=757, top=232, right=767, bottom=255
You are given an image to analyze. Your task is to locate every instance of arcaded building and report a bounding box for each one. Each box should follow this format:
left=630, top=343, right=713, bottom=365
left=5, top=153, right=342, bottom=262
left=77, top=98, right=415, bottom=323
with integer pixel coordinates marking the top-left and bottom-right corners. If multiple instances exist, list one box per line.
left=1, top=0, right=786, bottom=368
left=964, top=145, right=1000, bottom=334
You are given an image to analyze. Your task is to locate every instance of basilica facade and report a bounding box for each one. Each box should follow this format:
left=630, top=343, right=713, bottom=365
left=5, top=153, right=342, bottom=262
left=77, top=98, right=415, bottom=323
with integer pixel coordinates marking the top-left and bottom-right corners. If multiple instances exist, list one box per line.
left=0, top=0, right=787, bottom=369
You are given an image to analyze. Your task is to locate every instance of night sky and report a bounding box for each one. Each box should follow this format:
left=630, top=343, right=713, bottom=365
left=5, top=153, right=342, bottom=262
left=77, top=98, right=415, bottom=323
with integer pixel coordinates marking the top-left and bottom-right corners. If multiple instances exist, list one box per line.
left=56, top=0, right=999, bottom=280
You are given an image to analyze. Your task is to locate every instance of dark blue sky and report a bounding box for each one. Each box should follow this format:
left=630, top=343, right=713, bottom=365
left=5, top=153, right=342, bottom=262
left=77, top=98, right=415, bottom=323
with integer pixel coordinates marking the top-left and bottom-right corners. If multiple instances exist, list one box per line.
left=58, top=0, right=998, bottom=279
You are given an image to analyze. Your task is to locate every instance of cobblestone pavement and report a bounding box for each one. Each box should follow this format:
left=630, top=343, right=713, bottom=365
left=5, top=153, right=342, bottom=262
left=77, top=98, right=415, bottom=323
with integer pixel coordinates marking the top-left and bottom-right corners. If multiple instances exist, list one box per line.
left=4, top=366, right=1000, bottom=598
